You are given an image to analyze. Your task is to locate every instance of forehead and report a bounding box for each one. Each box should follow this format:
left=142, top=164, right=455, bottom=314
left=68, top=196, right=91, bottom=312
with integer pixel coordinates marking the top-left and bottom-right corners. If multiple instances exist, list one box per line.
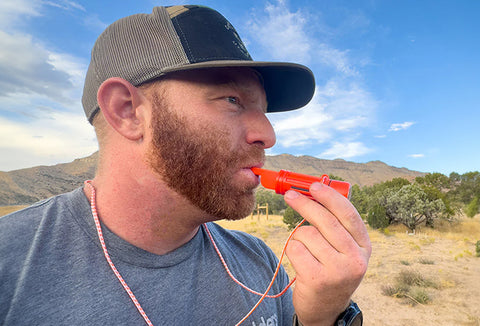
left=164, top=67, right=265, bottom=92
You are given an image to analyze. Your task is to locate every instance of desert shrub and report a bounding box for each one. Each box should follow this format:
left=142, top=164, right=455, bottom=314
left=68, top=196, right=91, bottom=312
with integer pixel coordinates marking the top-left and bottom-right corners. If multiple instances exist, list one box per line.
left=397, top=270, right=437, bottom=288
left=476, top=240, right=480, bottom=257
left=409, top=287, right=431, bottom=305
left=381, top=285, right=398, bottom=297
left=283, top=206, right=305, bottom=230
left=384, top=184, right=447, bottom=232
left=382, top=269, right=437, bottom=305
left=418, top=257, right=435, bottom=265
left=367, top=204, right=389, bottom=229
left=465, top=196, right=479, bottom=218
left=381, top=228, right=391, bottom=236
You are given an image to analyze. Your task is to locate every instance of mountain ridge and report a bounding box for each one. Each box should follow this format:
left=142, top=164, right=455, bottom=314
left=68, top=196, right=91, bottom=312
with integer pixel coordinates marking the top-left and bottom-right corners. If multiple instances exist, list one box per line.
left=0, top=152, right=425, bottom=206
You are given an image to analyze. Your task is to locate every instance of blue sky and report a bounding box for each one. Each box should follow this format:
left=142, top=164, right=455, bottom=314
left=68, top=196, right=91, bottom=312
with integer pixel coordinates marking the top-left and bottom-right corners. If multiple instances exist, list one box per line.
left=1, top=0, right=478, bottom=175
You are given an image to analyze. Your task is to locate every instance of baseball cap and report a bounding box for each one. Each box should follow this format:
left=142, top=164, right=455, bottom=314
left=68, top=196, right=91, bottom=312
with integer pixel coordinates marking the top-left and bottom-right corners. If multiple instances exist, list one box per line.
left=82, top=5, right=315, bottom=123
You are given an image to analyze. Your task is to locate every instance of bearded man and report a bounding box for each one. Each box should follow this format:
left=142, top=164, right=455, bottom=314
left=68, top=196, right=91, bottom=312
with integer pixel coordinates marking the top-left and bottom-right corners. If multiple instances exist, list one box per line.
left=0, top=5, right=370, bottom=326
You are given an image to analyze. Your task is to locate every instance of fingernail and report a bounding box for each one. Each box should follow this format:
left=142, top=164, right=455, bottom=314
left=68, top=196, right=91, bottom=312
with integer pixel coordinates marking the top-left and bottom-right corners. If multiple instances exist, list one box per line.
left=310, top=182, right=323, bottom=191
left=285, top=190, right=299, bottom=199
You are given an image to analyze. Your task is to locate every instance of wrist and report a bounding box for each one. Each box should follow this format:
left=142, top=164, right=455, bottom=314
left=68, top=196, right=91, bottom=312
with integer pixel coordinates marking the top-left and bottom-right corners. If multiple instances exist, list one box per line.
left=334, top=301, right=362, bottom=326
left=292, top=301, right=362, bottom=326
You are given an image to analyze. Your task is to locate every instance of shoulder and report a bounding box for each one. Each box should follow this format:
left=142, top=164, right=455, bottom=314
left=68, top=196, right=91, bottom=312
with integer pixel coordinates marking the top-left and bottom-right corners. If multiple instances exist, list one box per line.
left=0, top=188, right=84, bottom=230
left=0, top=188, right=87, bottom=258
left=0, top=188, right=89, bottom=298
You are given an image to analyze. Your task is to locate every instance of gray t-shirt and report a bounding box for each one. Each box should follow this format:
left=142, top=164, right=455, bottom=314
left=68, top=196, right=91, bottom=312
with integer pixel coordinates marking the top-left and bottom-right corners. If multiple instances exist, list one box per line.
left=0, top=188, right=294, bottom=325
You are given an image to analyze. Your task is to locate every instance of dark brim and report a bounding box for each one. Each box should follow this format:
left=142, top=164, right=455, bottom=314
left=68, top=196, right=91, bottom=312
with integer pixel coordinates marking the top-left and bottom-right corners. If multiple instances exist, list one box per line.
left=162, top=60, right=315, bottom=112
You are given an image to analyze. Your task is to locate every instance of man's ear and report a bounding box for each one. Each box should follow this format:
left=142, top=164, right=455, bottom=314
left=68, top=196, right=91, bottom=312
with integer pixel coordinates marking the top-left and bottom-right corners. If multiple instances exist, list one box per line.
left=97, top=77, right=147, bottom=141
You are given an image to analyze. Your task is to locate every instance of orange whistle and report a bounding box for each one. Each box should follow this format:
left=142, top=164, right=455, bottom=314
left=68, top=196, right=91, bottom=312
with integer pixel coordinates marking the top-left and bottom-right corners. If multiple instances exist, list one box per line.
left=251, top=167, right=351, bottom=199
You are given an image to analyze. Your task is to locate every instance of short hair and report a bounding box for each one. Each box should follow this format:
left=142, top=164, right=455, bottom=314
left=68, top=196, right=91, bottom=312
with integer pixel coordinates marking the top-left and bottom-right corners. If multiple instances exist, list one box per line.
left=92, top=77, right=168, bottom=148
left=91, top=109, right=109, bottom=149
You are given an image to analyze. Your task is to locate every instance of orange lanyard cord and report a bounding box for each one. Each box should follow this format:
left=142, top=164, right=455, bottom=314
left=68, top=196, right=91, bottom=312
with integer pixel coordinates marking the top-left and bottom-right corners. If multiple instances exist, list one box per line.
left=204, top=220, right=305, bottom=325
left=85, top=180, right=304, bottom=325
left=86, top=181, right=153, bottom=326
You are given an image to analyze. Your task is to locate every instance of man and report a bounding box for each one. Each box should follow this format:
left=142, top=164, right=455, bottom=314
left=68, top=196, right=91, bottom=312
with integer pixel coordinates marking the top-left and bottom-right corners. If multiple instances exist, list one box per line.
left=0, top=5, right=371, bottom=325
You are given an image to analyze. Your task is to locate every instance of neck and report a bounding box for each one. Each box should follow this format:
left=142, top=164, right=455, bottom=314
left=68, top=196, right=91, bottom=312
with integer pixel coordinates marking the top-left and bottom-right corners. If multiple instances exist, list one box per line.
left=84, top=173, right=209, bottom=255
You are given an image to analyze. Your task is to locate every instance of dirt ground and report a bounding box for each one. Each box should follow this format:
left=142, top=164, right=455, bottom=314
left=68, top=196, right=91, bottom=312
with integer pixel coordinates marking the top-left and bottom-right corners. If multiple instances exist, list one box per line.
left=218, top=214, right=480, bottom=325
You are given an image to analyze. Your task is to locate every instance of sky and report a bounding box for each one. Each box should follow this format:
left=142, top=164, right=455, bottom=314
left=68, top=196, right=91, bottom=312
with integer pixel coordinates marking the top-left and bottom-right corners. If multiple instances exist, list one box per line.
left=0, top=0, right=479, bottom=175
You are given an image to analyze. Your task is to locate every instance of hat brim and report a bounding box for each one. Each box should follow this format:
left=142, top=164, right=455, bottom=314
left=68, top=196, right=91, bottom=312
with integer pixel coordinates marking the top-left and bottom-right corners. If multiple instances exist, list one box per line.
left=162, top=60, right=315, bottom=113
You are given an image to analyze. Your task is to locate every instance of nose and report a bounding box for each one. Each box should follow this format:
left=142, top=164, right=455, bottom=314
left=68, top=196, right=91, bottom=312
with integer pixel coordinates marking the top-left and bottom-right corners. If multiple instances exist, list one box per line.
left=244, top=109, right=276, bottom=149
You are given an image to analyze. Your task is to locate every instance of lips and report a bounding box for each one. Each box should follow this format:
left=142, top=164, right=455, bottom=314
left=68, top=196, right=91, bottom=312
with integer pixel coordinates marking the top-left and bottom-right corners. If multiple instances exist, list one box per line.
left=233, top=164, right=261, bottom=188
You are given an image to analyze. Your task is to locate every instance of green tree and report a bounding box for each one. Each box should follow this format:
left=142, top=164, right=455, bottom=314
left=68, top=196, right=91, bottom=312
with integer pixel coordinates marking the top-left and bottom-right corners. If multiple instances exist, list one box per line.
left=384, top=184, right=446, bottom=232
left=255, top=189, right=286, bottom=214
left=465, top=196, right=479, bottom=218
left=382, top=177, right=412, bottom=190
left=350, top=178, right=412, bottom=223
left=350, top=184, right=369, bottom=217
left=415, top=172, right=450, bottom=190
left=367, top=204, right=389, bottom=229
left=283, top=206, right=305, bottom=230
left=417, top=184, right=454, bottom=226
left=447, top=171, right=480, bottom=205
left=328, top=174, right=344, bottom=181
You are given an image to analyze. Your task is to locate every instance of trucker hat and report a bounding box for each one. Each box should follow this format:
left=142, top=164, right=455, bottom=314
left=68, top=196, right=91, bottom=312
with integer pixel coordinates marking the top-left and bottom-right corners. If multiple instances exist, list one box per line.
left=82, top=5, right=315, bottom=123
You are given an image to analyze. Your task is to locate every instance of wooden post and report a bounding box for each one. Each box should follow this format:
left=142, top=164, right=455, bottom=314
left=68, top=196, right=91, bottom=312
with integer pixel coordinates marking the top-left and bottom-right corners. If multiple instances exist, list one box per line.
left=255, top=203, right=269, bottom=220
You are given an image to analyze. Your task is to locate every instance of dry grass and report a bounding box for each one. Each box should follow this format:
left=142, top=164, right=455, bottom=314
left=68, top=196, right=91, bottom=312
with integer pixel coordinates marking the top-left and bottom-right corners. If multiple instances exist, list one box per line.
left=0, top=205, right=28, bottom=217
left=219, top=214, right=480, bottom=326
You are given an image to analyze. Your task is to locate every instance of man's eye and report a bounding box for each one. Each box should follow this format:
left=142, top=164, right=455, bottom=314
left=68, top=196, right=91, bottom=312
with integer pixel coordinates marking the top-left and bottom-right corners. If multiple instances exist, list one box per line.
left=226, top=96, right=239, bottom=105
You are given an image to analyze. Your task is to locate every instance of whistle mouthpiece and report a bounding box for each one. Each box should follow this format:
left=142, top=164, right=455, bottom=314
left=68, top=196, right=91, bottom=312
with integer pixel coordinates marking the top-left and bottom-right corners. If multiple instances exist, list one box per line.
left=251, top=167, right=351, bottom=199
left=251, top=167, right=278, bottom=190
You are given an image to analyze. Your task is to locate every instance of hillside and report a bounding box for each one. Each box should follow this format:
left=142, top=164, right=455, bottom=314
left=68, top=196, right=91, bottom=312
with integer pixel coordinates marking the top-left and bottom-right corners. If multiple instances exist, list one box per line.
left=0, top=152, right=424, bottom=206
left=218, top=215, right=480, bottom=325
left=264, top=154, right=424, bottom=186
left=0, top=153, right=98, bottom=206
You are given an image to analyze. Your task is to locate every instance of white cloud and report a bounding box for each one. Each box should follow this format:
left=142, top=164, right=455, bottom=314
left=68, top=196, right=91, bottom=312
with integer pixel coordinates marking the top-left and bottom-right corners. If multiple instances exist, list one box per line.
left=0, top=111, right=97, bottom=171
left=269, top=79, right=377, bottom=152
left=389, top=121, right=416, bottom=132
left=0, top=0, right=42, bottom=29
left=246, top=1, right=311, bottom=63
left=0, top=30, right=86, bottom=104
left=0, top=0, right=91, bottom=171
left=246, top=1, right=377, bottom=161
left=0, top=0, right=85, bottom=30
left=245, top=0, right=355, bottom=75
left=319, top=141, right=372, bottom=159
left=0, top=47, right=89, bottom=171
left=47, top=52, right=86, bottom=88
left=42, top=0, right=86, bottom=12
left=409, top=154, right=425, bottom=158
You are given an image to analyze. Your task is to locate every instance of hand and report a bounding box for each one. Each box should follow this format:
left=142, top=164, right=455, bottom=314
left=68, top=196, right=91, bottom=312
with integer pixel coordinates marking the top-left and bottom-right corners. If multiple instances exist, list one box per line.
left=284, top=182, right=371, bottom=326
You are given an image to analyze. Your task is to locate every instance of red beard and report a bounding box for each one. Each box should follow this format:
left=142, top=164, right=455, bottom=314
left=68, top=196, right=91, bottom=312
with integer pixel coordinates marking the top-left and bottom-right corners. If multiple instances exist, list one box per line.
left=147, top=92, right=264, bottom=220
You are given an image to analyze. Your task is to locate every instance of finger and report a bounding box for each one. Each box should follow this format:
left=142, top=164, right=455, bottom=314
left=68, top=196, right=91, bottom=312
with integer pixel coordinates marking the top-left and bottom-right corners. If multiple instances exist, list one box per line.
left=284, top=185, right=369, bottom=255
left=285, top=238, right=323, bottom=279
left=309, top=182, right=371, bottom=252
left=290, top=225, right=339, bottom=262
left=285, top=189, right=356, bottom=253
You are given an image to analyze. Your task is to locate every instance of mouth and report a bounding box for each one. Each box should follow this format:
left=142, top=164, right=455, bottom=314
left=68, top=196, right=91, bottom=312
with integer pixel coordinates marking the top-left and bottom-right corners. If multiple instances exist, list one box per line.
left=238, top=163, right=263, bottom=187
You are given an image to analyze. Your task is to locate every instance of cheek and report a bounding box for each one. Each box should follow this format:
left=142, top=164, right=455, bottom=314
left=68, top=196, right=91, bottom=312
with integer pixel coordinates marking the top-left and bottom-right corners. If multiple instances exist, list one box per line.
left=195, top=118, right=238, bottom=151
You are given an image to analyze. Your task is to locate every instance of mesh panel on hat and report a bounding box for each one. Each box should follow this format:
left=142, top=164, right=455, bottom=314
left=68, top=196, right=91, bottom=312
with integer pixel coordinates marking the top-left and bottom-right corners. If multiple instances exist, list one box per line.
left=82, top=7, right=189, bottom=123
